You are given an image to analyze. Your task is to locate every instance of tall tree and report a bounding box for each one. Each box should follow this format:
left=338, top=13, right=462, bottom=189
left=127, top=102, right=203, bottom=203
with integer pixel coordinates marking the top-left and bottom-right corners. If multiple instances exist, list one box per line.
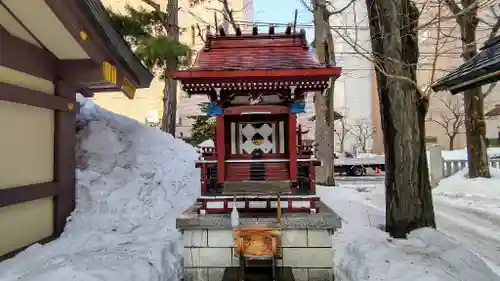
left=334, top=107, right=351, bottom=153
left=426, top=95, right=465, bottom=150
left=366, top=0, right=436, bottom=238
left=351, top=118, right=376, bottom=153
left=312, top=0, right=336, bottom=186
left=443, top=0, right=498, bottom=178
left=310, top=0, right=355, bottom=186
left=107, top=2, right=190, bottom=135
left=189, top=102, right=216, bottom=142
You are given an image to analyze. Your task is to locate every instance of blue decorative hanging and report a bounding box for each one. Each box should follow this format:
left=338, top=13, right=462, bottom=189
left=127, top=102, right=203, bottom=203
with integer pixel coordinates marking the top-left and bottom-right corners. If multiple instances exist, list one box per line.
left=290, top=100, right=306, bottom=114
left=206, top=102, right=224, bottom=117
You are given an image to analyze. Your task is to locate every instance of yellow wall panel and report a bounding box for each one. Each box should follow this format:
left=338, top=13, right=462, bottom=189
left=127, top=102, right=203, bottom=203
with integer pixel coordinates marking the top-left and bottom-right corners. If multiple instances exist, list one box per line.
left=0, top=101, right=54, bottom=189
left=0, top=197, right=54, bottom=256
left=0, top=66, right=54, bottom=95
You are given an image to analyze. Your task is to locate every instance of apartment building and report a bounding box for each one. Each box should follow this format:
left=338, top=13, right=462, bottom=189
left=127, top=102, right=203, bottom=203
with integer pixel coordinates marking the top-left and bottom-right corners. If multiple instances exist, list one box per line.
left=324, top=0, right=500, bottom=153
left=94, top=0, right=253, bottom=137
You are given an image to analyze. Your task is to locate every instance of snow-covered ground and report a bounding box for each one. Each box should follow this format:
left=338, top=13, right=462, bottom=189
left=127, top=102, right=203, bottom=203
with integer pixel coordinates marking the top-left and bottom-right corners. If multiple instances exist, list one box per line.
left=325, top=169, right=500, bottom=281
left=441, top=147, right=500, bottom=160
left=0, top=96, right=199, bottom=281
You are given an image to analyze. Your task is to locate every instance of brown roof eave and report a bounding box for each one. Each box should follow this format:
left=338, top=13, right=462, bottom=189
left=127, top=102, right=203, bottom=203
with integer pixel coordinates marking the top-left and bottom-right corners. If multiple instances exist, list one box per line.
left=76, top=0, right=154, bottom=89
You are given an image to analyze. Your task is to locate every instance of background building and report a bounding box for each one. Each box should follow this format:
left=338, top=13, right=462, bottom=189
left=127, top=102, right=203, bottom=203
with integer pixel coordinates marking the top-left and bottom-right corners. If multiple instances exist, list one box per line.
left=95, top=0, right=254, bottom=138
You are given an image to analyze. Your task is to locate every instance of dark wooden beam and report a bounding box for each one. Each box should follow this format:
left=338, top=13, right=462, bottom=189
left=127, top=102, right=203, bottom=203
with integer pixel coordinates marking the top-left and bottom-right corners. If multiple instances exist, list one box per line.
left=0, top=82, right=79, bottom=113
left=0, top=182, right=58, bottom=208
left=59, top=60, right=137, bottom=99
left=53, top=80, right=77, bottom=236
left=0, top=26, right=57, bottom=81
left=224, top=105, right=290, bottom=115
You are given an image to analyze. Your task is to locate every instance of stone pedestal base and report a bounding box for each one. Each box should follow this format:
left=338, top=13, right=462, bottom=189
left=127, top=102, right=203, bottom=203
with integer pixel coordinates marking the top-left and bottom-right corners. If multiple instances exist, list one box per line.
left=176, top=201, right=342, bottom=281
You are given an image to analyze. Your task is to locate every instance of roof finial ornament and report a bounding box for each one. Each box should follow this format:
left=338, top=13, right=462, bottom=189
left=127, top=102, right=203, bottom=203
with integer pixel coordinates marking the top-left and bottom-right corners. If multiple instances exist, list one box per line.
left=285, top=24, right=292, bottom=35
left=269, top=24, right=275, bottom=35
left=252, top=24, right=258, bottom=36
left=235, top=25, right=242, bottom=36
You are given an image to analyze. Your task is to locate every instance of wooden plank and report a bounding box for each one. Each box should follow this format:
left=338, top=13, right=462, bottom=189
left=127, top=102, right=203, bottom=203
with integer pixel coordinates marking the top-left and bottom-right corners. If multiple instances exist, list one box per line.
left=53, top=80, right=77, bottom=236
left=0, top=27, right=57, bottom=81
left=0, top=182, right=58, bottom=208
left=0, top=82, right=78, bottom=113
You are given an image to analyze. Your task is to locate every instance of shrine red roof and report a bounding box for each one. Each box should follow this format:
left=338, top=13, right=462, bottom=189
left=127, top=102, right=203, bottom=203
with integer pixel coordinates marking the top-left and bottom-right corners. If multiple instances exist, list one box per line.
left=171, top=27, right=341, bottom=94
left=191, top=36, right=323, bottom=71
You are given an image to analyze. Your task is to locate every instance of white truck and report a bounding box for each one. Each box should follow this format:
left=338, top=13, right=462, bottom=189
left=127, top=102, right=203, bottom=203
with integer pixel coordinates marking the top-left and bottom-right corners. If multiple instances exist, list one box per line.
left=334, top=153, right=385, bottom=176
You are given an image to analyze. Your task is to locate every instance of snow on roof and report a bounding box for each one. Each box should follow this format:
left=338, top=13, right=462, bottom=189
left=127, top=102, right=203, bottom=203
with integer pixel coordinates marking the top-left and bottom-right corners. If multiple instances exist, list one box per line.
left=0, top=94, right=200, bottom=281
left=198, top=139, right=214, bottom=148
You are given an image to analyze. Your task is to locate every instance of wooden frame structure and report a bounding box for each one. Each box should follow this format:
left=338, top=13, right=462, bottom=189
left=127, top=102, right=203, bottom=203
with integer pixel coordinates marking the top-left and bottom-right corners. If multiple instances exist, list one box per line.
left=172, top=25, right=341, bottom=214
left=0, top=0, right=153, bottom=259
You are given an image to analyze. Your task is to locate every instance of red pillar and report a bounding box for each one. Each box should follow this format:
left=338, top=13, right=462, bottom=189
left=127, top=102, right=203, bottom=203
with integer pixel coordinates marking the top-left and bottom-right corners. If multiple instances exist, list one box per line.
left=288, top=114, right=297, bottom=181
left=216, top=115, right=225, bottom=183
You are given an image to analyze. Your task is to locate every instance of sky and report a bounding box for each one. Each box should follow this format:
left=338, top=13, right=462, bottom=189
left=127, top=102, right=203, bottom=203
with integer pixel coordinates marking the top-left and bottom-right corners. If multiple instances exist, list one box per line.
left=252, top=0, right=314, bottom=41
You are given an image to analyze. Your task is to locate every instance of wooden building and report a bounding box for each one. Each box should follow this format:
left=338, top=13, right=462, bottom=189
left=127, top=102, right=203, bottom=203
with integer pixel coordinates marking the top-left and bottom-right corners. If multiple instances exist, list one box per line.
left=171, top=25, right=342, bottom=214
left=0, top=0, right=153, bottom=259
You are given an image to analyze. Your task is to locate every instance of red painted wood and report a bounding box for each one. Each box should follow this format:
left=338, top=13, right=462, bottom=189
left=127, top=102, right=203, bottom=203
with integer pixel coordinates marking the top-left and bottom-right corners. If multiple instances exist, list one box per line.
left=197, top=197, right=320, bottom=214
left=176, top=35, right=334, bottom=72
left=309, top=162, right=316, bottom=194
left=288, top=115, right=297, bottom=181
left=171, top=68, right=341, bottom=80
left=216, top=115, right=225, bottom=182
left=229, top=154, right=287, bottom=159
left=224, top=105, right=289, bottom=115
left=226, top=163, right=250, bottom=181
left=265, top=162, right=289, bottom=181
left=200, top=163, right=207, bottom=193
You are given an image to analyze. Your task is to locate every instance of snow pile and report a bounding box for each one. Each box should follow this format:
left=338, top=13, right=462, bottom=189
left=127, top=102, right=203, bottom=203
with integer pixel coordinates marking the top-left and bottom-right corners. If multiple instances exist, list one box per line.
left=319, top=186, right=500, bottom=281
left=334, top=226, right=498, bottom=281
left=198, top=139, right=214, bottom=148
left=356, top=153, right=381, bottom=158
left=434, top=168, right=500, bottom=218
left=441, top=147, right=500, bottom=160
left=0, top=96, right=199, bottom=281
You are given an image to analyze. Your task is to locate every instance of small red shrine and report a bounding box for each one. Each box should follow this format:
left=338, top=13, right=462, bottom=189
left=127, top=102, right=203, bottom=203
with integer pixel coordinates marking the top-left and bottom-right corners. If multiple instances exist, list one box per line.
left=171, top=25, right=341, bottom=214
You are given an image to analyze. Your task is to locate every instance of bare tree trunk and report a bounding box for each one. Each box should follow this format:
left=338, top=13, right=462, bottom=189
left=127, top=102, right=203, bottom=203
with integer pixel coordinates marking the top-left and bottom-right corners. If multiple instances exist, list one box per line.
left=367, top=0, right=436, bottom=238
left=340, top=132, right=345, bottom=153
left=460, top=0, right=490, bottom=178
left=313, top=0, right=336, bottom=186
left=449, top=134, right=455, bottom=150
left=161, top=0, right=179, bottom=135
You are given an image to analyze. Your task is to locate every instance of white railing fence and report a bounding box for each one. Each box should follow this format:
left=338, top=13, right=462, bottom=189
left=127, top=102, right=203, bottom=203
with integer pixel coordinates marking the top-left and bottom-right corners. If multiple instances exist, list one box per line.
left=443, top=159, right=500, bottom=177
left=428, top=144, right=500, bottom=188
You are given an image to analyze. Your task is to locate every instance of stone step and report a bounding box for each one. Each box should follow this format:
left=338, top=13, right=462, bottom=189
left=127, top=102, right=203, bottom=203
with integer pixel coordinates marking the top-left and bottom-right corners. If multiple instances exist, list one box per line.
left=223, top=181, right=291, bottom=195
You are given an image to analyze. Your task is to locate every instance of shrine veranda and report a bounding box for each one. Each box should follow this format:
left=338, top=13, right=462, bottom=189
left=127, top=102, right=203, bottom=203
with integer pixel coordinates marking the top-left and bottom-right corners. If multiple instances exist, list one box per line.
left=172, top=25, right=343, bottom=281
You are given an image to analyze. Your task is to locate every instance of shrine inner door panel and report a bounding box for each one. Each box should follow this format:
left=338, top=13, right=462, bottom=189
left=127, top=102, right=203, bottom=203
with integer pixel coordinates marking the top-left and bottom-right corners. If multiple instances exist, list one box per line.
left=229, top=121, right=287, bottom=157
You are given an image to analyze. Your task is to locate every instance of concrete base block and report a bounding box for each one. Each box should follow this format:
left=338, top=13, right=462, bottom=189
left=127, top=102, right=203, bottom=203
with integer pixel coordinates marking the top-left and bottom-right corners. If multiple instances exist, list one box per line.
left=178, top=200, right=342, bottom=281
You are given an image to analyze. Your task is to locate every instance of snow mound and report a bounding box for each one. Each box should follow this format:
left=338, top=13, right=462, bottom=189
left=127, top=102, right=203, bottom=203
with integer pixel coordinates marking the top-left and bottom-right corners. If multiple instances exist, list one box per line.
left=334, top=227, right=499, bottom=281
left=198, top=139, right=214, bottom=148
left=434, top=168, right=500, bottom=214
left=441, top=148, right=500, bottom=161
left=319, top=186, right=500, bottom=281
left=0, top=95, right=200, bottom=281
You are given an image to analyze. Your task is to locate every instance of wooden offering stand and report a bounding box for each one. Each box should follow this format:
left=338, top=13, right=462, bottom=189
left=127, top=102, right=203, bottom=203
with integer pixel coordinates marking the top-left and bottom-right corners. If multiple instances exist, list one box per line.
left=233, top=194, right=282, bottom=281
